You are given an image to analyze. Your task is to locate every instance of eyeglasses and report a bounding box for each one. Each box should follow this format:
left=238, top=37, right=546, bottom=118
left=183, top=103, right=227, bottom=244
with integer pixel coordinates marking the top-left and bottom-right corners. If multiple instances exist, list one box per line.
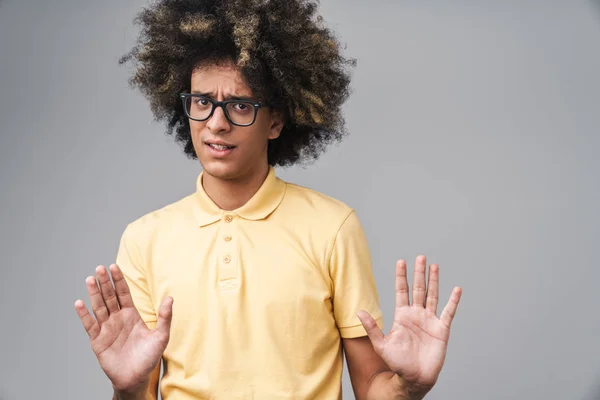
left=180, top=93, right=263, bottom=127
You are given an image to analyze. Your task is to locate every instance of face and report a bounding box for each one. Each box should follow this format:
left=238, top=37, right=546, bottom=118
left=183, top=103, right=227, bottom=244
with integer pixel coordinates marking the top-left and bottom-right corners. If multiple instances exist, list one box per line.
left=188, top=61, right=283, bottom=182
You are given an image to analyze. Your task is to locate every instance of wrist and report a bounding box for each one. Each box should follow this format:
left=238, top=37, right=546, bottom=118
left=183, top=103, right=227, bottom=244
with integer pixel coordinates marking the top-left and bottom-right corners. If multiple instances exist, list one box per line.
left=113, top=382, right=150, bottom=400
left=369, top=372, right=430, bottom=400
left=113, top=390, right=147, bottom=400
left=394, top=374, right=432, bottom=400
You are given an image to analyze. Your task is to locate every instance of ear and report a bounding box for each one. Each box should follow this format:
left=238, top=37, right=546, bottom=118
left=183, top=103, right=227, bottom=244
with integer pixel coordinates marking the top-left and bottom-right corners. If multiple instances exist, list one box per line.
left=267, top=109, right=284, bottom=140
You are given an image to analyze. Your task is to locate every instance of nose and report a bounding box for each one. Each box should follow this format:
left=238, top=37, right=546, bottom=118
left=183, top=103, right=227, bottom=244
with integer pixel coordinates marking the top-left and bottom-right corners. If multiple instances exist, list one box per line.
left=206, top=105, right=231, bottom=134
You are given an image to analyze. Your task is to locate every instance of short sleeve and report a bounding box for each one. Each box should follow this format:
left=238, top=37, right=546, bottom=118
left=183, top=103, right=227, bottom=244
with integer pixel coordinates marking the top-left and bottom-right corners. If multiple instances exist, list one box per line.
left=329, top=210, right=384, bottom=338
left=115, top=223, right=158, bottom=330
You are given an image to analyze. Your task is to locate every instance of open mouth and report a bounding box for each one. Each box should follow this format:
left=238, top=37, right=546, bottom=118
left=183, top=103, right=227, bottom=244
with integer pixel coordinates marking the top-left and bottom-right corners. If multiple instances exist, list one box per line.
left=205, top=142, right=235, bottom=158
left=207, top=143, right=236, bottom=150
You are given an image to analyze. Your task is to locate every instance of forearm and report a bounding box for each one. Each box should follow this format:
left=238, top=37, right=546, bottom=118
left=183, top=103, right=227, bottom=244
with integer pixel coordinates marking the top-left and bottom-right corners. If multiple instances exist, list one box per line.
left=366, top=371, right=428, bottom=400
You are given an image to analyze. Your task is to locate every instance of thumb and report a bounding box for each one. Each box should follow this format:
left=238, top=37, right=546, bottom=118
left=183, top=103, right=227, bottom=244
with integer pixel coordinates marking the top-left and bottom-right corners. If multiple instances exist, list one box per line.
left=155, top=296, right=174, bottom=341
left=357, top=310, right=385, bottom=354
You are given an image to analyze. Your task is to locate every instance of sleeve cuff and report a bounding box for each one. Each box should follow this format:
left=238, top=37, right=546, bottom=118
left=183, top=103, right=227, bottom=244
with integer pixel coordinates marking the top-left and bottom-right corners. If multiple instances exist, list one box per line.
left=339, top=315, right=384, bottom=338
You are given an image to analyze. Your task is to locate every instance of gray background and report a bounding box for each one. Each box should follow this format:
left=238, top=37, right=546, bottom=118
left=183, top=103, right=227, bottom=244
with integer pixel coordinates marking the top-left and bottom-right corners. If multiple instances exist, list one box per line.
left=1, top=0, right=599, bottom=399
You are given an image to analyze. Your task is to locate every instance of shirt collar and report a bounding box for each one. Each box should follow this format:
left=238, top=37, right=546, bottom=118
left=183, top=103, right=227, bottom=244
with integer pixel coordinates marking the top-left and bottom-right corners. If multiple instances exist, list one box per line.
left=192, top=166, right=286, bottom=227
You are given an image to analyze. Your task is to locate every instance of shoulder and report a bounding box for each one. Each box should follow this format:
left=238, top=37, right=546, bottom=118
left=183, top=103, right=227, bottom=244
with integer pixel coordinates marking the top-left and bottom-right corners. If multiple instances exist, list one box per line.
left=279, top=180, right=358, bottom=231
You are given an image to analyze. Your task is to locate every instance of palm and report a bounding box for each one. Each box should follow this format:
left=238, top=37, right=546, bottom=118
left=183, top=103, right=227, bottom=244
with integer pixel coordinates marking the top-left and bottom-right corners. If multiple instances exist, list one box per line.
left=92, top=308, right=166, bottom=389
left=358, top=256, right=462, bottom=393
left=380, top=304, right=450, bottom=386
left=75, top=264, right=173, bottom=392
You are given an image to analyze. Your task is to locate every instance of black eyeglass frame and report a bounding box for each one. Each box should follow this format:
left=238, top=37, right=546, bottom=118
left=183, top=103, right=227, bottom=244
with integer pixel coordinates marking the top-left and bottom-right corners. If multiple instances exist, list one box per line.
left=179, top=93, right=264, bottom=127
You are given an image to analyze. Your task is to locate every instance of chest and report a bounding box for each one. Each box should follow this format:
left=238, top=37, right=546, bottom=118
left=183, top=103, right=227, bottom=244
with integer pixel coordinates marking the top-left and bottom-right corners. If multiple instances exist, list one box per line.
left=148, top=225, right=333, bottom=318
left=148, top=221, right=341, bottom=379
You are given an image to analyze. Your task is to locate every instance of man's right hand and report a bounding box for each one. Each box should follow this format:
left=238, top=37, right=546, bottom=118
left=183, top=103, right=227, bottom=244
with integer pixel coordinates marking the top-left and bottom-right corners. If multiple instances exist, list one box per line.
left=74, top=264, right=173, bottom=395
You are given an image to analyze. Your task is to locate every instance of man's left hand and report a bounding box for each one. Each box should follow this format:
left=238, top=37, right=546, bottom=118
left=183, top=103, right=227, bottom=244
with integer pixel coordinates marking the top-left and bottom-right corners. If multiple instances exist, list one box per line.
left=357, top=255, right=462, bottom=397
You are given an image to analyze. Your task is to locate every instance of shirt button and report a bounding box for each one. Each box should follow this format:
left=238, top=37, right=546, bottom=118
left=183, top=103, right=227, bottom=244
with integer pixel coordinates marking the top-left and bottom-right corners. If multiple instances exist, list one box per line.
left=223, top=255, right=231, bottom=263
left=224, top=215, right=233, bottom=223
left=224, top=235, right=232, bottom=242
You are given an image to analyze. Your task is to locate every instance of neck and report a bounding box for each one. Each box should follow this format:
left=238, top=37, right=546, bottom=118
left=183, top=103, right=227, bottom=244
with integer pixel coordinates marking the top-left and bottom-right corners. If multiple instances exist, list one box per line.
left=201, top=163, right=270, bottom=211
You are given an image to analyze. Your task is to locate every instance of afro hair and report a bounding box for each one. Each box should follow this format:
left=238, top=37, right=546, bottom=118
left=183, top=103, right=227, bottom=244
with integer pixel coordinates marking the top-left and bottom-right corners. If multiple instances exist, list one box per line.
left=120, top=0, right=356, bottom=166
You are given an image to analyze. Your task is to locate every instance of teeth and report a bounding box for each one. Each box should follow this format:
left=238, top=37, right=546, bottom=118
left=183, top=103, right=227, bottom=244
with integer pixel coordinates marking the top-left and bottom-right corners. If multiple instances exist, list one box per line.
left=209, top=143, right=233, bottom=150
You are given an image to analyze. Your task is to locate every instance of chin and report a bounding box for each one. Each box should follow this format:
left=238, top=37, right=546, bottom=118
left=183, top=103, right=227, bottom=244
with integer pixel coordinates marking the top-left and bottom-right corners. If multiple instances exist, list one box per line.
left=200, top=160, right=243, bottom=181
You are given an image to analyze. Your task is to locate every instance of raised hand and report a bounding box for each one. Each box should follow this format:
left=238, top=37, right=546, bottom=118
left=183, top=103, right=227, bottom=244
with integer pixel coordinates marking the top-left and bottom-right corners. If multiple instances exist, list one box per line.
left=74, top=264, right=173, bottom=393
left=357, top=255, right=462, bottom=395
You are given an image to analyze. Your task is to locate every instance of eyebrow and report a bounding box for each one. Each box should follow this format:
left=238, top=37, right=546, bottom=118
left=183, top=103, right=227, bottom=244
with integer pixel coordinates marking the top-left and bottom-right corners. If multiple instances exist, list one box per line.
left=190, top=90, right=256, bottom=101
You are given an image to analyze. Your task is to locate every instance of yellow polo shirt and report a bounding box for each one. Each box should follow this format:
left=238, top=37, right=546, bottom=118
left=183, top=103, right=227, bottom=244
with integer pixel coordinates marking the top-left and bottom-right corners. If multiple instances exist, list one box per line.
left=116, top=166, right=384, bottom=399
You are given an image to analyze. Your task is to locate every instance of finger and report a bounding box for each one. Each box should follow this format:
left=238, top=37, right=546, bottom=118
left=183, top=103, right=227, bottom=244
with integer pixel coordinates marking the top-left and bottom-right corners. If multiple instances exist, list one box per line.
left=109, top=264, right=134, bottom=309
left=356, top=310, right=385, bottom=354
left=412, top=255, right=427, bottom=307
left=425, top=264, right=440, bottom=314
left=86, top=274, right=109, bottom=326
left=74, top=299, right=100, bottom=340
left=96, top=265, right=120, bottom=315
left=395, top=259, right=409, bottom=311
left=440, top=287, right=462, bottom=328
left=155, top=296, right=174, bottom=342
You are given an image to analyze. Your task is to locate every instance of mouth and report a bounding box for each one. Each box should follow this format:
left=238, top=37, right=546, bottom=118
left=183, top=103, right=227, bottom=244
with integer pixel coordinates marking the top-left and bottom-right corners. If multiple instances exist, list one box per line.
left=205, top=141, right=236, bottom=157
left=206, top=143, right=236, bottom=151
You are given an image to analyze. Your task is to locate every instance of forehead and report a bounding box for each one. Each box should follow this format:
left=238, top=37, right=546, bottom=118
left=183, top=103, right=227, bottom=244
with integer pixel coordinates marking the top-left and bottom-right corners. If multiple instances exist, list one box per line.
left=190, top=61, right=253, bottom=97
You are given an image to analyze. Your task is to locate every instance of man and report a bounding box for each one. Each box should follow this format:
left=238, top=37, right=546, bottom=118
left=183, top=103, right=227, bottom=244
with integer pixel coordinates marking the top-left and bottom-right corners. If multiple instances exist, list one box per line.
left=74, top=1, right=462, bottom=399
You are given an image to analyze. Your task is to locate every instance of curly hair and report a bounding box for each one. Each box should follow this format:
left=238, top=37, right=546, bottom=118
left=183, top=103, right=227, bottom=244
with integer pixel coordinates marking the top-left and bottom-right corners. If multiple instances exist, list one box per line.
left=119, top=0, right=356, bottom=167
